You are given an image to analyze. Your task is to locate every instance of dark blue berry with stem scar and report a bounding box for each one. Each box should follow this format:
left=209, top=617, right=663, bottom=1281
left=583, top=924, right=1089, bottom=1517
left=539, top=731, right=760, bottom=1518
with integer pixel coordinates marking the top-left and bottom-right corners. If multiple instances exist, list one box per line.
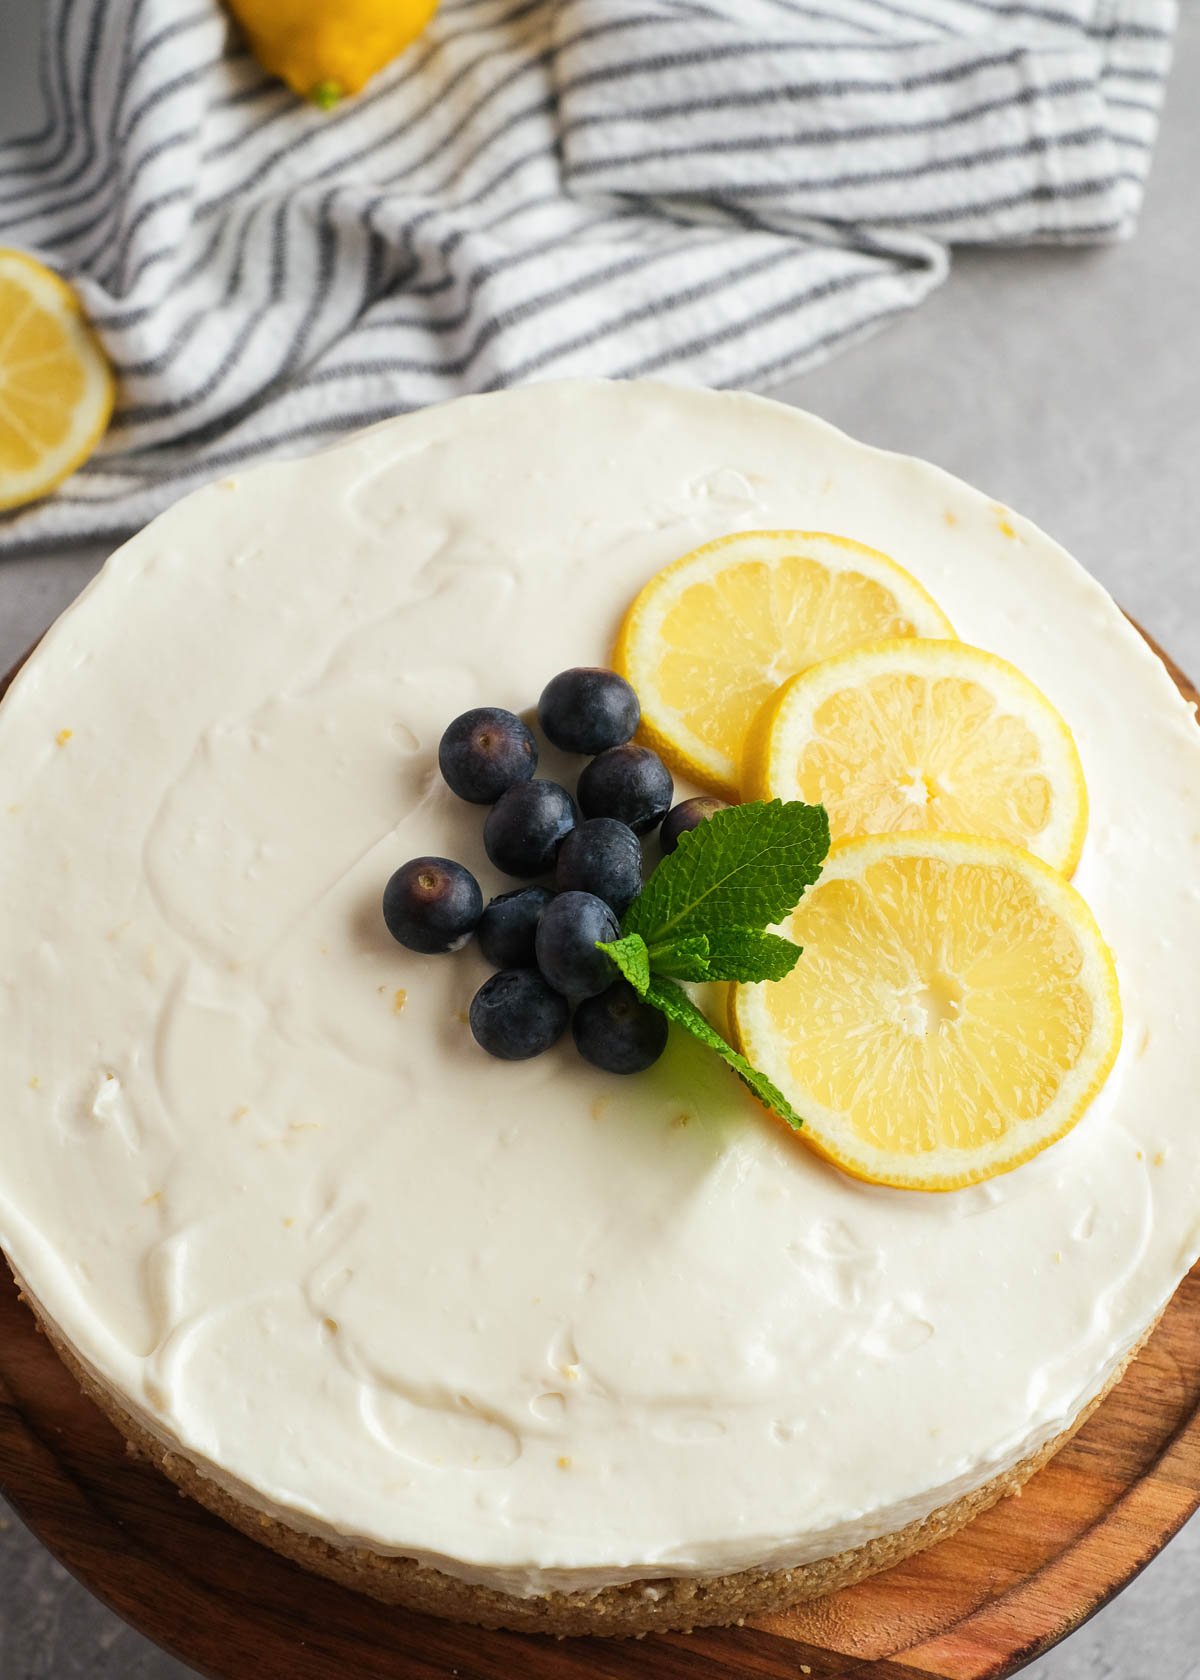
left=537, top=667, right=640, bottom=755
left=535, top=890, right=619, bottom=999
left=383, top=857, right=483, bottom=954
left=477, top=886, right=554, bottom=969
left=577, top=744, right=674, bottom=836
left=438, top=706, right=537, bottom=804
left=555, top=818, right=642, bottom=916
left=573, top=980, right=669, bottom=1074
left=469, top=969, right=569, bottom=1060
left=660, top=795, right=729, bottom=856
left=484, top=779, right=579, bottom=877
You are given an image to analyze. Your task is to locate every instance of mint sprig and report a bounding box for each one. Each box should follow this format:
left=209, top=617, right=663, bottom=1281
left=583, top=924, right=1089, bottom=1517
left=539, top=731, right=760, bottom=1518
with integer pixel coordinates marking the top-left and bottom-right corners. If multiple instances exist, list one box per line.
left=597, top=799, right=830, bottom=1127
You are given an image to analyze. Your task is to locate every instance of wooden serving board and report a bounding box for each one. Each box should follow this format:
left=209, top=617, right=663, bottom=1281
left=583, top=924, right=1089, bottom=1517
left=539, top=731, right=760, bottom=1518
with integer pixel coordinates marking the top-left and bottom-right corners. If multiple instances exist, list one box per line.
left=2, top=632, right=1199, bottom=1680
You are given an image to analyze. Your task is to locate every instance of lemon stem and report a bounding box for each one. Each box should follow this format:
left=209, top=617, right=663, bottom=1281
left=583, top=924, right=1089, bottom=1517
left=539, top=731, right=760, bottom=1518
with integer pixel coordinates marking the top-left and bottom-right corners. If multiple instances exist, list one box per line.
left=310, top=80, right=343, bottom=110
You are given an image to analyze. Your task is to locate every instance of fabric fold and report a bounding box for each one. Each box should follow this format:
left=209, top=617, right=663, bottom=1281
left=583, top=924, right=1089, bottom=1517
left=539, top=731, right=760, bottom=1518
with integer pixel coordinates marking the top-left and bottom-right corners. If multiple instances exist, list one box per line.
left=553, top=0, right=1175, bottom=241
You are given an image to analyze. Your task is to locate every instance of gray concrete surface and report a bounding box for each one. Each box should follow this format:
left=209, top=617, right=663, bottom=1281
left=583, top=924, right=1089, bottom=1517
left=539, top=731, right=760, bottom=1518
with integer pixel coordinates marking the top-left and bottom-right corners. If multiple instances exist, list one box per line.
left=1, top=1, right=1198, bottom=1675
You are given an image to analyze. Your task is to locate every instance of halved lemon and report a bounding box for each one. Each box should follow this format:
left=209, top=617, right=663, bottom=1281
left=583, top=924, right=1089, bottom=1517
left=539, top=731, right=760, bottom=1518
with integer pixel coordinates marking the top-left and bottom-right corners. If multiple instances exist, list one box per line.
left=0, top=249, right=114, bottom=512
left=732, top=834, right=1121, bottom=1191
left=613, top=531, right=954, bottom=799
left=744, top=638, right=1088, bottom=875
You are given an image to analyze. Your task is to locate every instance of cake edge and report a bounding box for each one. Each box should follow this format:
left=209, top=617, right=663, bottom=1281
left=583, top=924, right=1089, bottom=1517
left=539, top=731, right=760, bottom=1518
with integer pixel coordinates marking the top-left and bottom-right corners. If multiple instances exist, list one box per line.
left=8, top=1258, right=1156, bottom=1639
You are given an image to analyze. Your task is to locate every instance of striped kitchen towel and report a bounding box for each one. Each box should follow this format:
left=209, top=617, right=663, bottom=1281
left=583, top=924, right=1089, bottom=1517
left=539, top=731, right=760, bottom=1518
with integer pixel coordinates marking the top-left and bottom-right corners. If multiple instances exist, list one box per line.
left=0, top=0, right=1176, bottom=551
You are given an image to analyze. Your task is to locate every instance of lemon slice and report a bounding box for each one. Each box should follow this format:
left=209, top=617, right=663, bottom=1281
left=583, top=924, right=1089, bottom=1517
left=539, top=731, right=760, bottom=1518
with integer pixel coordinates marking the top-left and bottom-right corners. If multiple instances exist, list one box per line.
left=0, top=249, right=114, bottom=512
left=614, top=531, right=954, bottom=798
left=744, top=638, right=1088, bottom=874
left=732, top=834, right=1121, bottom=1191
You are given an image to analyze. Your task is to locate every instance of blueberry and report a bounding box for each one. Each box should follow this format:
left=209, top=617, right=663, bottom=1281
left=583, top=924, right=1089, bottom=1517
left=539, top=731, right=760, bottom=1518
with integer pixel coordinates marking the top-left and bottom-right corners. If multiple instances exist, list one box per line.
left=577, top=744, right=674, bottom=836
left=469, top=969, right=569, bottom=1060
left=537, top=667, right=640, bottom=755
left=572, top=980, right=669, bottom=1074
left=477, top=886, right=554, bottom=969
left=660, top=795, right=729, bottom=856
left=534, top=890, right=619, bottom=999
left=484, top=780, right=579, bottom=878
left=554, top=818, right=642, bottom=916
left=382, top=857, right=483, bottom=954
left=438, top=706, right=537, bottom=804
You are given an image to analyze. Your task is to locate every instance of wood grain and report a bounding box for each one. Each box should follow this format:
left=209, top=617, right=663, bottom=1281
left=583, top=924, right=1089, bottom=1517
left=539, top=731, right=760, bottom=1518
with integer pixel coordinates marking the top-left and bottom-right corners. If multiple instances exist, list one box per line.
left=1, top=628, right=1198, bottom=1680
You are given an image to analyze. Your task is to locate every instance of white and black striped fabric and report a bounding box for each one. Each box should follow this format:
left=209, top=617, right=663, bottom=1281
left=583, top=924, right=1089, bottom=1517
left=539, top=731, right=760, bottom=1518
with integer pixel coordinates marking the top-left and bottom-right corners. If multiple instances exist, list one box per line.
left=0, top=0, right=1175, bottom=551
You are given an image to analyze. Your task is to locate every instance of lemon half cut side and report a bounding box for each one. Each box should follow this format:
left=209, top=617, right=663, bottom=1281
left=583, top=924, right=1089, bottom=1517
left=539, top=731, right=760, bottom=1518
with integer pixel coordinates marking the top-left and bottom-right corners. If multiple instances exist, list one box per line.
left=0, top=249, right=114, bottom=512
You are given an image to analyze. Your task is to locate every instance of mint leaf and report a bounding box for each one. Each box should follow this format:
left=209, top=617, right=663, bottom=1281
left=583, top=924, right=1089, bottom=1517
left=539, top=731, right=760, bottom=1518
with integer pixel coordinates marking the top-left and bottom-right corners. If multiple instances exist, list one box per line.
left=624, top=800, right=829, bottom=949
left=641, top=928, right=802, bottom=983
left=596, top=932, right=650, bottom=995
left=597, top=925, right=800, bottom=991
left=645, top=978, right=803, bottom=1130
left=702, top=928, right=802, bottom=983
left=644, top=934, right=711, bottom=981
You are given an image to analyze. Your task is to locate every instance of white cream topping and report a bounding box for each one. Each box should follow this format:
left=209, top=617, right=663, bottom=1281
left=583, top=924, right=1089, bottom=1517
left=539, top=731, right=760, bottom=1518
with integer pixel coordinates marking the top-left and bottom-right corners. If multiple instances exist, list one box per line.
left=1, top=381, right=1199, bottom=1597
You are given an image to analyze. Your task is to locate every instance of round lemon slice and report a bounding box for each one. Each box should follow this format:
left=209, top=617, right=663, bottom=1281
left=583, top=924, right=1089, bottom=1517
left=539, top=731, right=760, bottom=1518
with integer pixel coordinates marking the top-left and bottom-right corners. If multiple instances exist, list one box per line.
left=0, top=249, right=114, bottom=512
left=744, top=638, right=1088, bottom=875
left=613, top=531, right=954, bottom=799
left=732, top=834, right=1121, bottom=1191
